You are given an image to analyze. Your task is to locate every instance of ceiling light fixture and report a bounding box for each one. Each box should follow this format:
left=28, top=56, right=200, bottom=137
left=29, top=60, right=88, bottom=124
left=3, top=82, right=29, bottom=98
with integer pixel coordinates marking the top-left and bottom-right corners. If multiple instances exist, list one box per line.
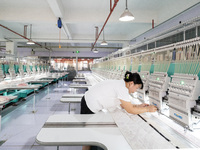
left=101, top=29, right=108, bottom=46
left=27, top=40, right=35, bottom=45
left=93, top=48, right=99, bottom=53
left=119, top=0, right=134, bottom=22
left=27, top=24, right=35, bottom=45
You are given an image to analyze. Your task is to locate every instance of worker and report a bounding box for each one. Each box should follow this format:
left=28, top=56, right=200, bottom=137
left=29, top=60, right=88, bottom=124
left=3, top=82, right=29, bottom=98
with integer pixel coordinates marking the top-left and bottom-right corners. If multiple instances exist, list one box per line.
left=81, top=71, right=157, bottom=114
left=81, top=71, right=157, bottom=150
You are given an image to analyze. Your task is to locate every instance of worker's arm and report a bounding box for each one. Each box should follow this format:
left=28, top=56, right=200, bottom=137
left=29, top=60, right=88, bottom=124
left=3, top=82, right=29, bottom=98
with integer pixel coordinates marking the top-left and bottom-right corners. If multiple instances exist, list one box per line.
left=120, top=99, right=157, bottom=114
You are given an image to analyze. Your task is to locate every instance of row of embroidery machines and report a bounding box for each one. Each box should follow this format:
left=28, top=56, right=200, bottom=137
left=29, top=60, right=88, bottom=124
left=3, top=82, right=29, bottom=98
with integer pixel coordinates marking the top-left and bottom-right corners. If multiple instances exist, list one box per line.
left=0, top=56, right=69, bottom=109
left=92, top=38, right=200, bottom=131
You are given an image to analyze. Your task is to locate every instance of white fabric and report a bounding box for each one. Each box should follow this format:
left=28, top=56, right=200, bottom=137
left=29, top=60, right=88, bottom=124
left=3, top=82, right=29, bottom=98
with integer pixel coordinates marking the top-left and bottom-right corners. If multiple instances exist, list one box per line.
left=85, top=80, right=131, bottom=113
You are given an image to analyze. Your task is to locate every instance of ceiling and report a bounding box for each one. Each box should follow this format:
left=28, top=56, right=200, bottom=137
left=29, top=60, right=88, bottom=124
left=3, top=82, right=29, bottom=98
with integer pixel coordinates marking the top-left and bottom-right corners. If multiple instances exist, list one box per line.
left=0, top=0, right=200, bottom=58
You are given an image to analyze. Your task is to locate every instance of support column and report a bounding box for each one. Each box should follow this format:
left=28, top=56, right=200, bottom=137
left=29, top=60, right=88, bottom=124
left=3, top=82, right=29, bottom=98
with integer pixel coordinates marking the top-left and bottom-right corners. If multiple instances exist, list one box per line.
left=76, top=55, right=78, bottom=73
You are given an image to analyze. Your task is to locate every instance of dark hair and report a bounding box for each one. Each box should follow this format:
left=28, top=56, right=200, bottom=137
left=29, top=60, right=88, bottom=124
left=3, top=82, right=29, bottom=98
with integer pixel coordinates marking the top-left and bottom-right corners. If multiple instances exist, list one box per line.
left=124, top=71, right=143, bottom=89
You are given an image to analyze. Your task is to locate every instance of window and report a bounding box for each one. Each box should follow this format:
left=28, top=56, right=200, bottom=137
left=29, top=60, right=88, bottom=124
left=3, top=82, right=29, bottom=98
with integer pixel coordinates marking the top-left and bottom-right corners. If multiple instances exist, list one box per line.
left=185, top=27, right=196, bottom=40
left=131, top=49, right=136, bottom=54
left=156, top=32, right=183, bottom=48
left=148, top=42, right=155, bottom=49
left=137, top=45, right=147, bottom=52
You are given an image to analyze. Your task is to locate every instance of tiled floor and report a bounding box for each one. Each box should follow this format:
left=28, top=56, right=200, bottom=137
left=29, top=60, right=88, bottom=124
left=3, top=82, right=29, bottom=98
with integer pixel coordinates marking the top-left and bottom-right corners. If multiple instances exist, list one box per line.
left=0, top=81, right=85, bottom=150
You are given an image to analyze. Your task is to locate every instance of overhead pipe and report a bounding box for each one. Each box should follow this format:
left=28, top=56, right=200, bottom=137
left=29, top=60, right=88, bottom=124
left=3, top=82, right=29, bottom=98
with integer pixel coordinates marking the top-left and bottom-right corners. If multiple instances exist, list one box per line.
left=16, top=45, right=122, bottom=49
left=91, top=0, right=119, bottom=50
left=0, top=24, right=51, bottom=51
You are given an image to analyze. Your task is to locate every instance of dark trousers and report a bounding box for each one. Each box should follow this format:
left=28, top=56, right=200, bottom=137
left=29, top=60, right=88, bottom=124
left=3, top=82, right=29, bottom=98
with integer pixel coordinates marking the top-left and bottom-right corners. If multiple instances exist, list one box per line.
left=80, top=96, right=94, bottom=114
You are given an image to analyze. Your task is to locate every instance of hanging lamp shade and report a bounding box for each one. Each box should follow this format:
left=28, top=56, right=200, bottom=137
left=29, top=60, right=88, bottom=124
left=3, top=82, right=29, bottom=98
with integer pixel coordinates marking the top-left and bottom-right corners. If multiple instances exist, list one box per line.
left=100, top=29, right=108, bottom=45
left=119, top=8, right=134, bottom=21
left=119, top=0, right=134, bottom=22
left=93, top=48, right=98, bottom=53
left=27, top=40, right=35, bottom=45
left=101, top=40, right=108, bottom=46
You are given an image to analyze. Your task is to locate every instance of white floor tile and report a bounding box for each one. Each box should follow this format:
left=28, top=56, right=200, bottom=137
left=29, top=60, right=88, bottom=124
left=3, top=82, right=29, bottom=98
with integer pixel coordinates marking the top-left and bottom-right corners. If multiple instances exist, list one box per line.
left=0, top=81, right=85, bottom=150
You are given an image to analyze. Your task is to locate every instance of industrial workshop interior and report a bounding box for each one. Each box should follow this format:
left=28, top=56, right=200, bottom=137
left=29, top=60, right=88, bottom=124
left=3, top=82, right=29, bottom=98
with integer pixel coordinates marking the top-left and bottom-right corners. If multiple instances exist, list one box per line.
left=1, top=0, right=200, bottom=150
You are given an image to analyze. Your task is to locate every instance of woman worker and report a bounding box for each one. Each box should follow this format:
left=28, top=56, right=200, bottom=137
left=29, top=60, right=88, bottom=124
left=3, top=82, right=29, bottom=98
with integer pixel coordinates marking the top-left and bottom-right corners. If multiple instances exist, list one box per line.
left=81, top=71, right=157, bottom=114
left=81, top=71, right=157, bottom=150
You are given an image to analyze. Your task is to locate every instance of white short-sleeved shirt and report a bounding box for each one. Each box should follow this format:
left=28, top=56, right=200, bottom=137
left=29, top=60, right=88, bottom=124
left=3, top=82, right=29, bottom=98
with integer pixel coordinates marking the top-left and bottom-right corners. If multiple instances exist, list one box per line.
left=85, top=80, right=131, bottom=113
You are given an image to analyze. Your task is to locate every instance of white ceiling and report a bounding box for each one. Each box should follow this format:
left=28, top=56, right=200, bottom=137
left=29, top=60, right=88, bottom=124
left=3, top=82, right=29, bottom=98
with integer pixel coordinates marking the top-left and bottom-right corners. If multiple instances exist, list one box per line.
left=0, top=0, right=200, bottom=58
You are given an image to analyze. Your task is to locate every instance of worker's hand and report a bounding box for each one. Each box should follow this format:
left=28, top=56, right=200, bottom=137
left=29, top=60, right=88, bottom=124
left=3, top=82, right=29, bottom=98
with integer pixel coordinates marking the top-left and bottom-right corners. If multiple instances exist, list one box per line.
left=120, top=104, right=124, bottom=109
left=139, top=103, right=149, bottom=107
left=147, top=105, right=157, bottom=112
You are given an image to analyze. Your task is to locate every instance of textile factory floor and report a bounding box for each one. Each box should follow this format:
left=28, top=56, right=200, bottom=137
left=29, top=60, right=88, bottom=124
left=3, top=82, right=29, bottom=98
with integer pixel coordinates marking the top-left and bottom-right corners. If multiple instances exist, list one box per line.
left=0, top=81, right=85, bottom=150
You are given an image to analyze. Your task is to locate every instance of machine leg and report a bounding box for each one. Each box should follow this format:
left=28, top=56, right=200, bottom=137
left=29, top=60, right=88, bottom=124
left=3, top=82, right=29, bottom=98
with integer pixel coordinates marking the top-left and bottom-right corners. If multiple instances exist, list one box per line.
left=46, top=82, right=50, bottom=99
left=32, top=90, right=36, bottom=113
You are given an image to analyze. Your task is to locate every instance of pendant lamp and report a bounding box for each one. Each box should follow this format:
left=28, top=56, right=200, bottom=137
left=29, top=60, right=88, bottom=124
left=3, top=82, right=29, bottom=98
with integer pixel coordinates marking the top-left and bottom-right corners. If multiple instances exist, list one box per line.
left=101, top=29, right=108, bottom=46
left=119, top=0, right=134, bottom=22
left=93, top=48, right=99, bottom=53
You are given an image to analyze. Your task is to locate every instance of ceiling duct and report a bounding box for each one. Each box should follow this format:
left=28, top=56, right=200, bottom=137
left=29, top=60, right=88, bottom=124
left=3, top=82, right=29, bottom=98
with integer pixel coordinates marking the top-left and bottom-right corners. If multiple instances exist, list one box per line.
left=95, top=26, right=98, bottom=41
left=27, top=24, right=35, bottom=45
left=24, top=25, right=28, bottom=37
